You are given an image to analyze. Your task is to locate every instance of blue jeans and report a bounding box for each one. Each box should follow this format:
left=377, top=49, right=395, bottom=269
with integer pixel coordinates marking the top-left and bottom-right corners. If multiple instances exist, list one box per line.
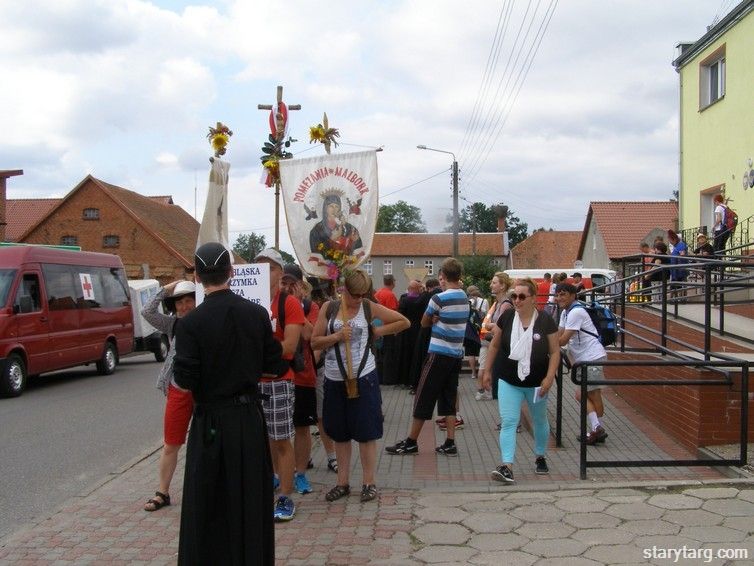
left=498, top=379, right=550, bottom=464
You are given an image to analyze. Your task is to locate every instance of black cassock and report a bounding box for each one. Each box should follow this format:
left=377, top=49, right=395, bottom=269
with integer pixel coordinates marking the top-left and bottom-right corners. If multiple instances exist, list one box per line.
left=174, top=289, right=282, bottom=566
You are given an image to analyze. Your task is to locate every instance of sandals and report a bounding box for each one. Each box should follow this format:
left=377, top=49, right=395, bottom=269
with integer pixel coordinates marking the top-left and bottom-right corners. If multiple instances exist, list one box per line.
left=327, top=457, right=338, bottom=473
left=360, top=484, right=378, bottom=503
left=325, top=484, right=350, bottom=502
left=144, top=491, right=170, bottom=512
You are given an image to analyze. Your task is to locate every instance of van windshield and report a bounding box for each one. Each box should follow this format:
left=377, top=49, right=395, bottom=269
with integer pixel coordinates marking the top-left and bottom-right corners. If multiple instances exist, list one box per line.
left=0, top=269, right=17, bottom=306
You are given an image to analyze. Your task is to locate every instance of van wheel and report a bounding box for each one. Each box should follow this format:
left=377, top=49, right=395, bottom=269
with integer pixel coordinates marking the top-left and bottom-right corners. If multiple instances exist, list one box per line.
left=154, top=335, right=169, bottom=362
left=96, top=342, right=117, bottom=375
left=1, top=354, right=26, bottom=397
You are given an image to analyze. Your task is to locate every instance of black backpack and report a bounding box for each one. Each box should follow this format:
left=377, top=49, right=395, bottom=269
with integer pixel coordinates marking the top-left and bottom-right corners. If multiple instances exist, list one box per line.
left=566, top=301, right=617, bottom=347
left=468, top=299, right=483, bottom=333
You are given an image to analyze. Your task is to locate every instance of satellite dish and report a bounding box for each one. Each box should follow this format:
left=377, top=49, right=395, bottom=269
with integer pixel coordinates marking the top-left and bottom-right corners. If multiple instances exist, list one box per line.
left=573, top=260, right=584, bottom=269
left=744, top=171, right=750, bottom=190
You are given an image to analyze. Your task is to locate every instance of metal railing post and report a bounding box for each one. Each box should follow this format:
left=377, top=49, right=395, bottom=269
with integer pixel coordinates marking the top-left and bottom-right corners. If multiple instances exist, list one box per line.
left=579, top=365, right=588, bottom=480
left=555, top=362, right=563, bottom=448
left=741, top=363, right=749, bottom=466
left=661, top=271, right=668, bottom=350
left=704, top=265, right=712, bottom=361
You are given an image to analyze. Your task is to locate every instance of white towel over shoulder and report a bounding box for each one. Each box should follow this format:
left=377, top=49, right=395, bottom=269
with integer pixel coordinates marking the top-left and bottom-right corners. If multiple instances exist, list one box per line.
left=508, top=310, right=537, bottom=381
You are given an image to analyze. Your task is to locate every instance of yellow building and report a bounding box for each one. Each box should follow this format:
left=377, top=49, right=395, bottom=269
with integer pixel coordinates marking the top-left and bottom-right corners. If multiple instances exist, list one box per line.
left=673, top=1, right=754, bottom=246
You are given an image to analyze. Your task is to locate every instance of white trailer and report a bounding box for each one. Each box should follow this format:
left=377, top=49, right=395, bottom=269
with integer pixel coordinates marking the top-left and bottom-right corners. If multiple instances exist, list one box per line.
left=127, top=279, right=170, bottom=362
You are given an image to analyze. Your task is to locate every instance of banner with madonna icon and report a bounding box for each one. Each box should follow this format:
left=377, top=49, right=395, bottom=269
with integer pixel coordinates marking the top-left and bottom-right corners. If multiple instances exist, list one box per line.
left=279, top=150, right=379, bottom=279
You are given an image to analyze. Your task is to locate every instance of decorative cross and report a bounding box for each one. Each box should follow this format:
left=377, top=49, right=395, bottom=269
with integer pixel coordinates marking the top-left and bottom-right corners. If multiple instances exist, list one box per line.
left=257, top=85, right=301, bottom=248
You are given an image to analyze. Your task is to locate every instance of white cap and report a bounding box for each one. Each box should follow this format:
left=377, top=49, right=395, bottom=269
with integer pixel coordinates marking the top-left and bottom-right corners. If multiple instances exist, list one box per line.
left=254, top=248, right=285, bottom=269
left=172, top=280, right=196, bottom=298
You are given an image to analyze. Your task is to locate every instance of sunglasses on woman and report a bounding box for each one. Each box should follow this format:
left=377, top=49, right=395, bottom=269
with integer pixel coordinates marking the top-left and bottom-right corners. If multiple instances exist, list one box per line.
left=511, top=293, right=530, bottom=301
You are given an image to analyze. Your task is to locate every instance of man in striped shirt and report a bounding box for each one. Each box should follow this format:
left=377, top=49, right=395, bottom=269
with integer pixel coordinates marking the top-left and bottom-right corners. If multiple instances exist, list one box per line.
left=385, top=258, right=469, bottom=456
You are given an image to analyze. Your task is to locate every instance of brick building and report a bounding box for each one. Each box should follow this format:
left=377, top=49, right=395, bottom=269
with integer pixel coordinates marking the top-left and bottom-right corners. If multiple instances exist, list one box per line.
left=19, top=175, right=199, bottom=282
left=509, top=230, right=582, bottom=269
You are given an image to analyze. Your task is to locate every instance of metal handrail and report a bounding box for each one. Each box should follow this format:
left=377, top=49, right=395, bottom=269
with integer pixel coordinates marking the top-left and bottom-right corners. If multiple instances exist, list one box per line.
left=570, top=359, right=749, bottom=479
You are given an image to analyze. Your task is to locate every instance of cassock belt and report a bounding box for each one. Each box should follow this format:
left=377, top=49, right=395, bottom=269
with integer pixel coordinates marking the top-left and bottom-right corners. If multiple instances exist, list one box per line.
left=195, top=393, right=262, bottom=412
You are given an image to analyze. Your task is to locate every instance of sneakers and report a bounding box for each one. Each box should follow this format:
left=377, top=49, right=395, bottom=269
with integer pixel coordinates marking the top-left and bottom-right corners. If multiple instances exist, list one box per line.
left=491, top=465, right=515, bottom=483
left=327, top=457, right=338, bottom=473
left=535, top=456, right=549, bottom=475
left=385, top=438, right=418, bottom=455
left=273, top=495, right=296, bottom=521
left=475, top=389, right=492, bottom=401
left=580, top=426, right=608, bottom=445
left=435, top=416, right=446, bottom=425
left=438, top=415, right=464, bottom=430
left=435, top=441, right=458, bottom=456
left=294, top=472, right=312, bottom=494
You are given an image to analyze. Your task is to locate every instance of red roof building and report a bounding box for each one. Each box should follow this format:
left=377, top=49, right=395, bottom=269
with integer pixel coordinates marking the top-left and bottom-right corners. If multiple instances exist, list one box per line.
left=577, top=201, right=679, bottom=268
left=510, top=230, right=582, bottom=269
left=19, top=175, right=199, bottom=281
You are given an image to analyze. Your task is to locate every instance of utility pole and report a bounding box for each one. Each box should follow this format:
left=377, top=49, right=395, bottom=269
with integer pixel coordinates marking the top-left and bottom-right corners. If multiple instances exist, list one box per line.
left=258, top=85, right=301, bottom=249
left=417, top=145, right=459, bottom=257
left=452, top=160, right=459, bottom=257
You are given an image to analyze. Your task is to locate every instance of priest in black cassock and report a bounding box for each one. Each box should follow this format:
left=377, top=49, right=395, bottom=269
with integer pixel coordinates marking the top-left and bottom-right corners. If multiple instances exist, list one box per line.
left=174, top=242, right=282, bottom=565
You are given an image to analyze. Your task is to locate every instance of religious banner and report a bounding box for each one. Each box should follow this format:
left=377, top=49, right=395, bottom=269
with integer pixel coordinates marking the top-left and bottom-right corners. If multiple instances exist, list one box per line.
left=279, top=150, right=379, bottom=279
left=197, top=158, right=231, bottom=250
left=195, top=263, right=271, bottom=315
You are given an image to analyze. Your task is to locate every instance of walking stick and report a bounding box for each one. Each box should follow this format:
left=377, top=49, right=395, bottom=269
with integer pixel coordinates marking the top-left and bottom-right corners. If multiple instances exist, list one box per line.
left=339, top=298, right=359, bottom=399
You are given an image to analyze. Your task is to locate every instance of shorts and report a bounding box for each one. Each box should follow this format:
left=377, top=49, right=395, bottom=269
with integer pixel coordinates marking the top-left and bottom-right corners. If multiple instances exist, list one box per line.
left=164, top=385, right=194, bottom=445
left=413, top=353, right=462, bottom=421
left=574, top=357, right=606, bottom=392
left=464, top=338, right=481, bottom=356
left=323, top=370, right=383, bottom=443
left=293, top=385, right=318, bottom=427
left=258, top=379, right=295, bottom=441
left=315, top=365, right=325, bottom=419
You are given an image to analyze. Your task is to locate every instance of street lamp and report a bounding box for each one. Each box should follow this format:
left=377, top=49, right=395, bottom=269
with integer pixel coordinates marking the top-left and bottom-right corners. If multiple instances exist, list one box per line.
left=417, top=145, right=459, bottom=257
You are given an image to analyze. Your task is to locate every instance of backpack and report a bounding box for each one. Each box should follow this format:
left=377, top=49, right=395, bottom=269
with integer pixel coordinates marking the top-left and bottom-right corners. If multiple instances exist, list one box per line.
left=468, top=299, right=483, bottom=334
left=567, top=301, right=617, bottom=347
left=724, top=204, right=738, bottom=232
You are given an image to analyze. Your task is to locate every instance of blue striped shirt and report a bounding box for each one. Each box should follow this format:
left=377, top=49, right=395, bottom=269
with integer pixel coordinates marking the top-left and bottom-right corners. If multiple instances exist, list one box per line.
left=425, top=288, right=469, bottom=358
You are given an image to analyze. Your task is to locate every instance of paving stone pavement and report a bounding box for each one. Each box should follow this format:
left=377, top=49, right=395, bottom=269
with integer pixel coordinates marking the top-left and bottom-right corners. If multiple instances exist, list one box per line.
left=1, top=373, right=752, bottom=564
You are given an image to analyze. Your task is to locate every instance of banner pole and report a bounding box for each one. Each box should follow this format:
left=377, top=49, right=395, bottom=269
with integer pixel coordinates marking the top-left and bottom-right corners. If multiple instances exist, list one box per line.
left=339, top=294, right=359, bottom=399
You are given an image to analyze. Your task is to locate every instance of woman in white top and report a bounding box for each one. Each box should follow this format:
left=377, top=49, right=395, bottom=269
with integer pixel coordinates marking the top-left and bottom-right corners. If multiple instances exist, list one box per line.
left=712, top=193, right=730, bottom=254
left=311, top=270, right=409, bottom=503
left=476, top=273, right=513, bottom=400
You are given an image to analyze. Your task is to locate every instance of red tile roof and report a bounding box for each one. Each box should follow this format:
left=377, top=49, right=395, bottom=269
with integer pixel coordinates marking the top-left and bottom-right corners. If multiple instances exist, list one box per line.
left=94, top=178, right=198, bottom=265
left=511, top=230, right=582, bottom=268
left=370, top=232, right=506, bottom=256
left=5, top=198, right=61, bottom=241
left=579, top=201, right=679, bottom=259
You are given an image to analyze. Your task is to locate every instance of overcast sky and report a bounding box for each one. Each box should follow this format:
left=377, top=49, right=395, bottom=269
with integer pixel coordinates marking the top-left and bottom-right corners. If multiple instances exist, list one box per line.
left=0, top=0, right=737, bottom=255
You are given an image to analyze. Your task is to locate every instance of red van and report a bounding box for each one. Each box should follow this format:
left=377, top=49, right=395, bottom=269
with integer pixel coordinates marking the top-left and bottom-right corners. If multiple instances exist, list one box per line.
left=0, top=246, right=134, bottom=397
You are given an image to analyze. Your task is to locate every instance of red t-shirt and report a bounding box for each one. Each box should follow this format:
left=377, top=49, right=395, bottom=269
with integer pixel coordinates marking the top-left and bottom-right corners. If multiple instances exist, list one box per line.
left=264, top=289, right=306, bottom=381
left=374, top=287, right=398, bottom=310
left=536, top=280, right=551, bottom=308
left=294, top=301, right=319, bottom=388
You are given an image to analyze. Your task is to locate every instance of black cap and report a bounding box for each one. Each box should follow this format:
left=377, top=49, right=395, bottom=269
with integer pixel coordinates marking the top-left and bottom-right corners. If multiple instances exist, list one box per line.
left=194, top=242, right=231, bottom=275
left=282, top=263, right=303, bottom=282
left=555, top=282, right=578, bottom=295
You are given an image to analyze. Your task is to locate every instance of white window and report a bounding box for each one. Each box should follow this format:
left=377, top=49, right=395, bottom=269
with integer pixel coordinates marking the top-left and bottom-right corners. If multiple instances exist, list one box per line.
left=60, top=235, right=78, bottom=246
left=700, top=46, right=725, bottom=108
left=383, top=260, right=392, bottom=275
left=424, top=260, right=433, bottom=275
left=405, top=259, right=414, bottom=267
left=364, top=260, right=372, bottom=275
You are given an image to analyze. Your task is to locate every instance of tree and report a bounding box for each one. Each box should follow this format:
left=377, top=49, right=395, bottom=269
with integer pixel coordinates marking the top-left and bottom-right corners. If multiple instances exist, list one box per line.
left=233, top=232, right=266, bottom=262
left=376, top=201, right=427, bottom=233
left=445, top=202, right=528, bottom=247
left=279, top=249, right=295, bottom=264
left=459, top=254, right=498, bottom=296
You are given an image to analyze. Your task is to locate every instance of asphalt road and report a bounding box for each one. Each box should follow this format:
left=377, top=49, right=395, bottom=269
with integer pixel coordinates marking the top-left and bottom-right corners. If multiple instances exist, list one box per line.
left=0, top=352, right=166, bottom=540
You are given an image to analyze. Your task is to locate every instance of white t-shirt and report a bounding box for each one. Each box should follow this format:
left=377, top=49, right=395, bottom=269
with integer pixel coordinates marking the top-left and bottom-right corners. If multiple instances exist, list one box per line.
left=471, top=296, right=489, bottom=318
left=559, top=306, right=606, bottom=363
left=714, top=204, right=726, bottom=231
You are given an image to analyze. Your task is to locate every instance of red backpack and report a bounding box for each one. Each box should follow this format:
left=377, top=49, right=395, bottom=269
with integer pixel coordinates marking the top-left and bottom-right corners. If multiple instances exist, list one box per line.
left=724, top=204, right=738, bottom=232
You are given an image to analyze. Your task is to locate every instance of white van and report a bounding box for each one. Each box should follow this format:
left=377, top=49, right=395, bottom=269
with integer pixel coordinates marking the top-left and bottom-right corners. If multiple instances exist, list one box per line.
left=127, top=279, right=170, bottom=362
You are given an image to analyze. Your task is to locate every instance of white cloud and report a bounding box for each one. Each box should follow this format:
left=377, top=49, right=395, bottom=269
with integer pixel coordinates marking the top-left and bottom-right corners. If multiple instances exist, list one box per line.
left=0, top=0, right=726, bottom=243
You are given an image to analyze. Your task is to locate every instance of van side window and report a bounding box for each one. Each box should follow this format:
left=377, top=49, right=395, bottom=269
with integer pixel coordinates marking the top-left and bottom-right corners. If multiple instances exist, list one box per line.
left=100, top=267, right=130, bottom=307
left=14, top=274, right=42, bottom=313
left=42, top=265, right=78, bottom=311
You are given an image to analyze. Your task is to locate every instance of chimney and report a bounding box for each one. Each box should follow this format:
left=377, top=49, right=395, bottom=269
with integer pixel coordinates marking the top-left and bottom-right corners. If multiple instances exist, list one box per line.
left=492, top=204, right=509, bottom=232
left=0, top=170, right=24, bottom=243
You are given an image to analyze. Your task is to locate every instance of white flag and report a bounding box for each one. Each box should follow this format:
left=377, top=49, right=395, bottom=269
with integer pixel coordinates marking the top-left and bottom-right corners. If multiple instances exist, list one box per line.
left=279, top=150, right=379, bottom=279
left=197, top=158, right=231, bottom=250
